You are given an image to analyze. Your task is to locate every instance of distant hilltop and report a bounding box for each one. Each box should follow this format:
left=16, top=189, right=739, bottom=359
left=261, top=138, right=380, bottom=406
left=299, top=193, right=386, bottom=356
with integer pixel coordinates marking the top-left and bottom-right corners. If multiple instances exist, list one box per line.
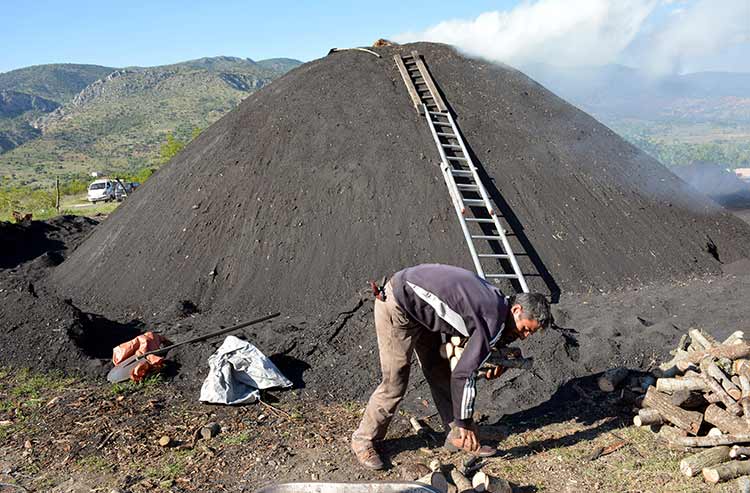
left=0, top=56, right=302, bottom=186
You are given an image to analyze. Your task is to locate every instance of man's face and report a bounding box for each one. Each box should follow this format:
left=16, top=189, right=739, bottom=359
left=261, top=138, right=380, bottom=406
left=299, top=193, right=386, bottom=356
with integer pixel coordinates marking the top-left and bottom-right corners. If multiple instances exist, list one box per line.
left=511, top=304, right=540, bottom=340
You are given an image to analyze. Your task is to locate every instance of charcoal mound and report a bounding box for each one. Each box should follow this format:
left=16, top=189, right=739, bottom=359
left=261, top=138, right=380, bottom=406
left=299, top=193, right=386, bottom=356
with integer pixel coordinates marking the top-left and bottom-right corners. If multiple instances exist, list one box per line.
left=43, top=43, right=750, bottom=417
left=52, top=42, right=750, bottom=322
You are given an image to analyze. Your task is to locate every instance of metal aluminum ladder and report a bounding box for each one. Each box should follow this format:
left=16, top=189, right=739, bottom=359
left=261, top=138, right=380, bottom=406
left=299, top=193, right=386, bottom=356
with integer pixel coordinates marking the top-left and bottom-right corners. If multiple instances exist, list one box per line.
left=394, top=51, right=529, bottom=292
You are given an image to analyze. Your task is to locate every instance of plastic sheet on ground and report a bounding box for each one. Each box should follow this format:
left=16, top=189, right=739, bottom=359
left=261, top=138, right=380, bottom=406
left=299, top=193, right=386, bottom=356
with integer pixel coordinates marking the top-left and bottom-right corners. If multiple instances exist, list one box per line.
left=199, top=335, right=292, bottom=405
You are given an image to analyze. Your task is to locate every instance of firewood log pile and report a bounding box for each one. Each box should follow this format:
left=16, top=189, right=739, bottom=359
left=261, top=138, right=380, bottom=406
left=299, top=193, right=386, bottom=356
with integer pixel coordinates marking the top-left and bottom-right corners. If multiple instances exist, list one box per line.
left=634, top=329, right=750, bottom=486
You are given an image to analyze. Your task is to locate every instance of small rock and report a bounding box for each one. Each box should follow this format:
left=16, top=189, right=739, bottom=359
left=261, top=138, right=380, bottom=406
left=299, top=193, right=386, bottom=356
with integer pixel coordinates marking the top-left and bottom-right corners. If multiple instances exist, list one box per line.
left=23, top=440, right=32, bottom=449
left=158, top=435, right=172, bottom=447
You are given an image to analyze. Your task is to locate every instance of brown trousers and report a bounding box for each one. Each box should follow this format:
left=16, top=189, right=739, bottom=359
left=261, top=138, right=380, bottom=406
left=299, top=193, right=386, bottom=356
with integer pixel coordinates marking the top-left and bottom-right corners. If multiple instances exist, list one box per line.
left=352, top=281, right=454, bottom=443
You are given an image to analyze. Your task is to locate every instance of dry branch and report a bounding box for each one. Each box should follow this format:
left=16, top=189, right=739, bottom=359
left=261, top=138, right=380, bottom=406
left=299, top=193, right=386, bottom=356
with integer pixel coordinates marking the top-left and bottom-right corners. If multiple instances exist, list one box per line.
left=700, top=359, right=743, bottom=415
left=704, top=404, right=750, bottom=435
left=656, top=377, right=705, bottom=393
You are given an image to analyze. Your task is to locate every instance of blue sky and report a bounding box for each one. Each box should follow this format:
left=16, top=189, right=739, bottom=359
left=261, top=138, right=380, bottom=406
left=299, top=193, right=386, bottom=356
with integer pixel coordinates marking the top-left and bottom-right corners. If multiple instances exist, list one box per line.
left=2, top=0, right=748, bottom=74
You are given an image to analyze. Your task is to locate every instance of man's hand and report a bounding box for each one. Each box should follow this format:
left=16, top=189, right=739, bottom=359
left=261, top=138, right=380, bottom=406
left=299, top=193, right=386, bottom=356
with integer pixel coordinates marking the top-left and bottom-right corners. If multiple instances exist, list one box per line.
left=483, top=365, right=507, bottom=380
left=508, top=347, right=522, bottom=358
left=458, top=426, right=479, bottom=452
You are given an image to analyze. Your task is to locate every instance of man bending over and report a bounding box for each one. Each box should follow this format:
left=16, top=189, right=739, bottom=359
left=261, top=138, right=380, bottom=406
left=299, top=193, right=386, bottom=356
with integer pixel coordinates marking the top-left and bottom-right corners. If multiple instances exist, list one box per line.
left=351, top=263, right=551, bottom=470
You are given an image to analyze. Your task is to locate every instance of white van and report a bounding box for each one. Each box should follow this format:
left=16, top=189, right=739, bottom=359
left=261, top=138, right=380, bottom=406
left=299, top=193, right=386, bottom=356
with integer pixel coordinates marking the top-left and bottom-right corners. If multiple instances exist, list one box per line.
left=87, top=179, right=116, bottom=202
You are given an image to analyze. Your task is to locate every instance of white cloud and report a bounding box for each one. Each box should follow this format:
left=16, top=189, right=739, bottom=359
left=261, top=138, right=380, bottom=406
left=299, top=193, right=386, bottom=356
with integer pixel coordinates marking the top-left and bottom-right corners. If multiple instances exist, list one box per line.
left=395, top=0, right=658, bottom=68
left=642, top=0, right=750, bottom=75
left=395, top=0, right=750, bottom=74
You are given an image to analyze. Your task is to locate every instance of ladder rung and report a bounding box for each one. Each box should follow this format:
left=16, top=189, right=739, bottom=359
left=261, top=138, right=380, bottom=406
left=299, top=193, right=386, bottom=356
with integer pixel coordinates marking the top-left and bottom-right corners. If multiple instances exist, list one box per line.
left=428, top=111, right=448, bottom=116
left=472, top=235, right=503, bottom=240
left=446, top=156, right=467, bottom=161
left=456, top=184, right=478, bottom=190
left=436, top=132, right=456, bottom=137
left=451, top=169, right=473, bottom=176
left=465, top=218, right=494, bottom=223
left=485, top=274, right=520, bottom=279
left=441, top=144, right=461, bottom=149
left=463, top=199, right=486, bottom=205
left=478, top=254, right=511, bottom=258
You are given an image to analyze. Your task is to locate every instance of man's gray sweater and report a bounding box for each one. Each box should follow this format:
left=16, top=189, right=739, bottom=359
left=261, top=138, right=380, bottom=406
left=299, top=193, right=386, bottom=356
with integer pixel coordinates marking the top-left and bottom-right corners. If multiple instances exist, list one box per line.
left=391, top=263, right=509, bottom=427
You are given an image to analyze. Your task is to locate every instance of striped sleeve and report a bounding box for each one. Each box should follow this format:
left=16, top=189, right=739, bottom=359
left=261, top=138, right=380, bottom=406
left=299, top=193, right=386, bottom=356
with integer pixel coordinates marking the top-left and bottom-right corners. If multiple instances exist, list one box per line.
left=451, top=327, right=493, bottom=427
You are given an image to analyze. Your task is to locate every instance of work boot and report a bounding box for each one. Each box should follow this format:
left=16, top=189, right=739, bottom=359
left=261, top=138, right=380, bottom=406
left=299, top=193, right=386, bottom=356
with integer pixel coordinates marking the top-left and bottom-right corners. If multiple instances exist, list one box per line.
left=351, top=438, right=385, bottom=470
left=444, top=425, right=497, bottom=457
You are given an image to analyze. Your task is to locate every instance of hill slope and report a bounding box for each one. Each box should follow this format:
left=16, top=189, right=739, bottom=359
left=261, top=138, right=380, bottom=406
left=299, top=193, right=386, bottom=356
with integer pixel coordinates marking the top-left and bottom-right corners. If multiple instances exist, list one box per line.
left=0, top=57, right=301, bottom=185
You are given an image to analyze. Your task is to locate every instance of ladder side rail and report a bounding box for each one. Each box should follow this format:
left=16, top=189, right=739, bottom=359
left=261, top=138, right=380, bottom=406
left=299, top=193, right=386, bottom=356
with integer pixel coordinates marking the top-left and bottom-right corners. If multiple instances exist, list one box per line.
left=411, top=51, right=448, bottom=112
left=446, top=113, right=530, bottom=292
left=423, top=105, right=466, bottom=214
left=439, top=166, right=485, bottom=277
left=393, top=55, right=423, bottom=113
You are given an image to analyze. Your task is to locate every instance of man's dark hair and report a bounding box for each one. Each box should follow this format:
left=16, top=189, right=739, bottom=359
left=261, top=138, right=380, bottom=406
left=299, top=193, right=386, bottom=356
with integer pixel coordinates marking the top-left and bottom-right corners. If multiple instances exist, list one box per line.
left=508, top=292, right=552, bottom=329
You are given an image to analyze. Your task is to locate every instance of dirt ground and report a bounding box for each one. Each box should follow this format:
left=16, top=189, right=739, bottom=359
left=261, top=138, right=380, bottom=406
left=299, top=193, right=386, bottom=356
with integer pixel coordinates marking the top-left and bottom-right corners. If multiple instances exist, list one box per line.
left=0, top=367, right=739, bottom=493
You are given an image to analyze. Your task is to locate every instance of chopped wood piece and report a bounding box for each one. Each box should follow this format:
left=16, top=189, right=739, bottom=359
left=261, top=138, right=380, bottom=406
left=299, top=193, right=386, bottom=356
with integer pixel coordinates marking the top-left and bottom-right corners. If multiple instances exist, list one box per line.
left=709, top=428, right=724, bottom=437
left=449, top=356, right=458, bottom=372
left=687, top=344, right=750, bottom=364
left=472, top=471, right=512, bottom=493
left=703, top=461, right=750, bottom=484
left=723, top=331, right=745, bottom=346
left=734, top=360, right=750, bottom=376
left=449, top=468, right=473, bottom=493
left=597, top=367, right=629, bottom=392
left=633, top=408, right=663, bottom=427
left=450, top=336, right=462, bottom=346
left=200, top=422, right=221, bottom=440
left=705, top=404, right=750, bottom=435
left=706, top=393, right=721, bottom=403
left=700, top=359, right=743, bottom=415
left=740, top=375, right=750, bottom=427
left=655, top=349, right=690, bottom=378
left=730, top=445, right=750, bottom=458
left=158, top=435, right=172, bottom=447
left=705, top=359, right=743, bottom=400
left=679, top=446, right=731, bottom=477
left=689, top=329, right=717, bottom=350
left=439, top=343, right=453, bottom=360
left=416, top=471, right=448, bottom=493
left=664, top=434, right=750, bottom=448
left=642, top=386, right=703, bottom=434
left=453, top=347, right=464, bottom=359
left=656, top=377, right=705, bottom=393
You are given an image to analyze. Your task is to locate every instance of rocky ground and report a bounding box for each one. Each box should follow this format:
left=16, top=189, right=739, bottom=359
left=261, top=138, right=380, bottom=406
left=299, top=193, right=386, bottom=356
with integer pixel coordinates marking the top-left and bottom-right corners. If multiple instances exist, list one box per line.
left=0, top=367, right=739, bottom=493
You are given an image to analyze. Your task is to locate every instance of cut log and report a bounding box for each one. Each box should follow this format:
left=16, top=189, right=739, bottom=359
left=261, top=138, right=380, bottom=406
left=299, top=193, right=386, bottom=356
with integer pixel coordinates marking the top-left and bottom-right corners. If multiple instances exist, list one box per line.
left=449, top=468, right=473, bottom=493
left=417, top=472, right=448, bottom=493
left=449, top=356, right=458, bottom=372
left=440, top=343, right=454, bottom=360
left=450, top=336, right=462, bottom=347
left=472, top=471, right=512, bottom=493
left=453, top=347, right=464, bottom=360
left=679, top=446, right=731, bottom=477
left=633, top=408, right=663, bottom=427
left=642, top=386, right=703, bottom=434
left=700, top=359, right=743, bottom=415
left=656, top=377, right=705, bottom=393
left=663, top=434, right=750, bottom=447
left=655, top=349, right=690, bottom=378
left=656, top=425, right=689, bottom=448
left=158, top=435, right=172, bottom=447
left=705, top=404, right=750, bottom=434
left=709, top=428, right=724, bottom=437
left=738, top=476, right=750, bottom=493
left=723, top=331, right=745, bottom=346
left=730, top=445, right=750, bottom=458
left=598, top=367, right=629, bottom=392
left=687, top=344, right=750, bottom=364
left=703, top=461, right=750, bottom=484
